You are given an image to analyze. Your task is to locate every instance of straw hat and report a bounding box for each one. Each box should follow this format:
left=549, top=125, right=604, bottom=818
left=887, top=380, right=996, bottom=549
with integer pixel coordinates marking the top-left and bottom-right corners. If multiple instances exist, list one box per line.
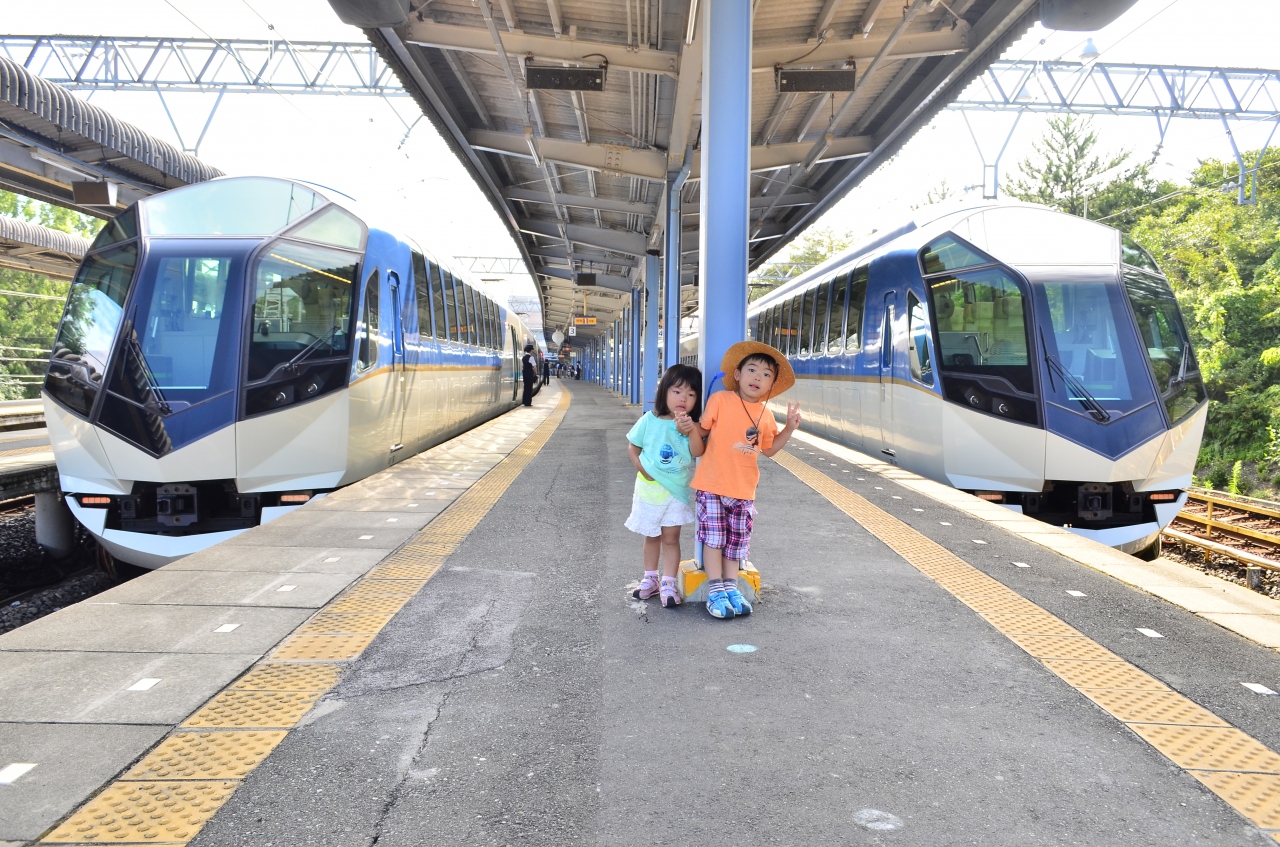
left=720, top=340, right=795, bottom=395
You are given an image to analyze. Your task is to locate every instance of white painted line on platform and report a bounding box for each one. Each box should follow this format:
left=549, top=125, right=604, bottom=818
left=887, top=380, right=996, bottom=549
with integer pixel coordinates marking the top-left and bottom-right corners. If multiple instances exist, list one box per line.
left=726, top=644, right=757, bottom=653
left=842, top=470, right=849, bottom=473
left=324, top=557, right=341, bottom=562
left=973, top=540, right=988, bottom=544
left=913, top=508, right=924, bottom=512
left=1241, top=682, right=1278, bottom=695
left=857, top=478, right=865, bottom=481
left=940, top=522, right=951, bottom=526
left=874, top=486, right=883, bottom=490
left=1137, top=628, right=1164, bottom=638
left=213, top=624, right=240, bottom=633
left=128, top=678, right=161, bottom=691
left=0, top=763, right=37, bottom=784
left=1067, top=590, right=1087, bottom=597
left=408, top=503, right=419, bottom=507
left=892, top=495, right=902, bottom=500
left=1013, top=562, right=1030, bottom=568
left=277, top=585, right=297, bottom=592
left=359, top=535, right=374, bottom=540
left=386, top=518, right=398, bottom=522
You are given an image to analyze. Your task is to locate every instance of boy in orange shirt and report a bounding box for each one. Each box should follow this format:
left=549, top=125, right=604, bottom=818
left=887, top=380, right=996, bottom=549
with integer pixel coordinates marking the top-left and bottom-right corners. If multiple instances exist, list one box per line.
left=688, top=341, right=801, bottom=619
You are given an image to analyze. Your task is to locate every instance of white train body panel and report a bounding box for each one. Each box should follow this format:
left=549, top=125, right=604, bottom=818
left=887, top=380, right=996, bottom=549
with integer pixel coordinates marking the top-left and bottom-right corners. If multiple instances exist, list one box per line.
left=736, top=202, right=1207, bottom=554
left=40, top=177, right=542, bottom=568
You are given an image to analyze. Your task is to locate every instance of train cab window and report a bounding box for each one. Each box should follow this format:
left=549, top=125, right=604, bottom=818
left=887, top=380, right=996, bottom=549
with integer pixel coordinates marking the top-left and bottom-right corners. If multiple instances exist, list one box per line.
left=412, top=251, right=433, bottom=338
left=1121, top=268, right=1206, bottom=424
left=930, top=267, right=1036, bottom=423
left=845, top=265, right=868, bottom=351
left=797, top=289, right=815, bottom=357
left=357, top=270, right=380, bottom=371
left=430, top=262, right=449, bottom=341
left=1121, top=235, right=1161, bottom=274
left=286, top=205, right=365, bottom=250
left=907, top=291, right=934, bottom=386
left=242, top=241, right=358, bottom=417
left=86, top=207, right=137, bottom=252
left=441, top=270, right=461, bottom=343
left=813, top=281, right=831, bottom=355
left=45, top=243, right=138, bottom=416
left=827, top=272, right=849, bottom=353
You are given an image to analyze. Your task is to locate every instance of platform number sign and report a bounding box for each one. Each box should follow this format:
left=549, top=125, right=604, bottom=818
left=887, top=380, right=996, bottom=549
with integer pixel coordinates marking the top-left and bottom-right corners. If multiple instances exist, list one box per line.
left=568, top=326, right=577, bottom=336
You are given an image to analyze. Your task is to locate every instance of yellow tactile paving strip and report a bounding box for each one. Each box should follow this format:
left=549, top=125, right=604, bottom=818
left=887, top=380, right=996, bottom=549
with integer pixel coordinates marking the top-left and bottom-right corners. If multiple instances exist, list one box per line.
left=38, top=390, right=570, bottom=845
left=774, top=449, right=1280, bottom=837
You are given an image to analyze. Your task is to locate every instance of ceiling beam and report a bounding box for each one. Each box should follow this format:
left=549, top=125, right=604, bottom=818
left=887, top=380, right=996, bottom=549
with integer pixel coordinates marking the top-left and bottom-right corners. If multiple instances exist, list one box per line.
left=474, top=129, right=874, bottom=179
left=682, top=191, right=816, bottom=214
left=405, top=19, right=679, bottom=77
left=469, top=129, right=669, bottom=182
left=858, top=0, right=896, bottom=37
left=519, top=218, right=648, bottom=256
left=527, top=244, right=640, bottom=267
left=536, top=266, right=633, bottom=292
left=504, top=187, right=657, bottom=217
left=751, top=26, right=967, bottom=69
left=665, top=14, right=704, bottom=171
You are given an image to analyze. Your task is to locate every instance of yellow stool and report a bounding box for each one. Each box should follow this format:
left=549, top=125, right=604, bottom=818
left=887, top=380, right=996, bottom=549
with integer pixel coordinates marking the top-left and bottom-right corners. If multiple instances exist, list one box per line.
left=678, top=559, right=761, bottom=603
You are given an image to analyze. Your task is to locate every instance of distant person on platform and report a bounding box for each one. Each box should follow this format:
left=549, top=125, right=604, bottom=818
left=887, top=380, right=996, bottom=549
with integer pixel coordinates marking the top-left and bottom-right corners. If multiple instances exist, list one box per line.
left=522, top=344, right=537, bottom=406
left=542, top=359, right=551, bottom=386
left=575, top=363, right=582, bottom=381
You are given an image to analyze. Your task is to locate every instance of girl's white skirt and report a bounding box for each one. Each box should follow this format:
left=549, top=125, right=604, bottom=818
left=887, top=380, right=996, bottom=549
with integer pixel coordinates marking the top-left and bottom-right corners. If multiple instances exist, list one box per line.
left=624, top=473, right=695, bottom=536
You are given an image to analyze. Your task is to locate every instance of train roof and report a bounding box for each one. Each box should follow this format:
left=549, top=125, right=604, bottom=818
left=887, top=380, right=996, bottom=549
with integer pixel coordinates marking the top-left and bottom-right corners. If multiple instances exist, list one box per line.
left=753, top=201, right=1124, bottom=312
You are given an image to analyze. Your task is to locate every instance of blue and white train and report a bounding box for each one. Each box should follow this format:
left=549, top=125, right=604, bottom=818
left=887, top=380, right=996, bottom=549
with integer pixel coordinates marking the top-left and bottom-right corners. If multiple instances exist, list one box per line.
left=697, top=203, right=1206, bottom=557
left=42, top=176, right=542, bottom=569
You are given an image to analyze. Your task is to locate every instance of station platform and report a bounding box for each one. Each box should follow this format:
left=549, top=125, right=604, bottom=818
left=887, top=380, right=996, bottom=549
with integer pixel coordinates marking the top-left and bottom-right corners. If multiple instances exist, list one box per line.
left=3, top=380, right=1280, bottom=846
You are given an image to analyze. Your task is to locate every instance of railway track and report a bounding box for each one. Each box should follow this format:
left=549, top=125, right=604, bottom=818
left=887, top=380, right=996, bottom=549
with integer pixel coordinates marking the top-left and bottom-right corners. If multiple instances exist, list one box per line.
left=1162, top=490, right=1280, bottom=585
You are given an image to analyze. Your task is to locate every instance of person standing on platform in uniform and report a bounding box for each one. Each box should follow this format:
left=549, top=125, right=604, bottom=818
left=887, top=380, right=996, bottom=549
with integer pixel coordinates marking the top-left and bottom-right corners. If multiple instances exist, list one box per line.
left=690, top=341, right=800, bottom=619
left=627, top=364, right=704, bottom=607
left=542, top=358, right=551, bottom=386
left=521, top=344, right=537, bottom=406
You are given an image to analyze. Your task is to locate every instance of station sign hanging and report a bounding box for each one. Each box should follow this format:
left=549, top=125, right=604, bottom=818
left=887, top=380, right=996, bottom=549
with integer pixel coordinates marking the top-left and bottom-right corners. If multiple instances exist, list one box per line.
left=573, top=316, right=597, bottom=326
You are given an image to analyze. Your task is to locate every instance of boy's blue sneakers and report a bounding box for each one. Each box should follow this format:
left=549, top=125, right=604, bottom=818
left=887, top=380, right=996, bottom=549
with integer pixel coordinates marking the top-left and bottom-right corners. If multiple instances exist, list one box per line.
left=706, top=590, right=736, bottom=619
left=724, top=585, right=753, bottom=616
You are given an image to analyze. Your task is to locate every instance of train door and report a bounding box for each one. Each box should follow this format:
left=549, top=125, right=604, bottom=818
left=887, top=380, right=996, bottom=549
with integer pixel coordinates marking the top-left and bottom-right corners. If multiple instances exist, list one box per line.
left=878, top=290, right=897, bottom=461
left=387, top=272, right=410, bottom=458
left=504, top=326, right=514, bottom=404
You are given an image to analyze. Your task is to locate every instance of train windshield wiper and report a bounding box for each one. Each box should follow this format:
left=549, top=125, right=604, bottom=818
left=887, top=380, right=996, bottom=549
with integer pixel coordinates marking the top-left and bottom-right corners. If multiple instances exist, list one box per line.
left=283, top=325, right=341, bottom=372
left=1165, top=344, right=1191, bottom=393
left=125, top=327, right=172, bottom=416
left=1045, top=353, right=1111, bottom=423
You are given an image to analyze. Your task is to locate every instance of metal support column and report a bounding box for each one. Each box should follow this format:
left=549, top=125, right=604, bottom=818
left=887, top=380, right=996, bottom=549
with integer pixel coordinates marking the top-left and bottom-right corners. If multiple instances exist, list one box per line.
left=643, top=251, right=661, bottom=411
left=697, top=0, right=751, bottom=385
left=664, top=168, right=688, bottom=370
left=612, top=320, right=620, bottom=392
left=630, top=289, right=643, bottom=405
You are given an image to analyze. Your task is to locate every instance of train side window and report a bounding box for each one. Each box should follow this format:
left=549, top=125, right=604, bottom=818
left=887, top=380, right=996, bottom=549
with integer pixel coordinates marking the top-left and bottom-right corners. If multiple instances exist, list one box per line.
left=442, top=271, right=462, bottom=343
left=760, top=306, right=774, bottom=349
left=846, top=265, right=868, bottom=351
left=907, top=290, right=934, bottom=386
left=813, top=281, right=831, bottom=355
left=463, top=283, right=479, bottom=346
left=489, top=298, right=500, bottom=349
left=429, top=262, right=448, bottom=341
left=388, top=272, right=404, bottom=358
left=412, top=251, right=432, bottom=339
left=827, top=272, right=849, bottom=353
left=485, top=296, right=496, bottom=349
left=779, top=298, right=794, bottom=356
left=357, top=269, right=379, bottom=371
left=797, top=289, right=815, bottom=357
left=477, top=296, right=490, bottom=349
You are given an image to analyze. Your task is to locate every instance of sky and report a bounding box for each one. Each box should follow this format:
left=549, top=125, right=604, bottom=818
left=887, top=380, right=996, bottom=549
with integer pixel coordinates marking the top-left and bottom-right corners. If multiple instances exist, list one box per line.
left=4, top=0, right=1280, bottom=295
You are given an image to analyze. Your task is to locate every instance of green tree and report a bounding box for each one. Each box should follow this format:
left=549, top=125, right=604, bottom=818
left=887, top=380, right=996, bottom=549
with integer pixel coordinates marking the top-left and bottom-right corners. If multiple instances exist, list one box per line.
left=0, top=190, right=103, bottom=398
left=1006, top=115, right=1167, bottom=223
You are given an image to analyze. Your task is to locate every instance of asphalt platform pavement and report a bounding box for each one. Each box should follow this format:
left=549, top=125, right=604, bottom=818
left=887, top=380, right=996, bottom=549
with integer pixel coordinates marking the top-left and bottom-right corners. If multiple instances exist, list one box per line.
left=188, top=381, right=1280, bottom=847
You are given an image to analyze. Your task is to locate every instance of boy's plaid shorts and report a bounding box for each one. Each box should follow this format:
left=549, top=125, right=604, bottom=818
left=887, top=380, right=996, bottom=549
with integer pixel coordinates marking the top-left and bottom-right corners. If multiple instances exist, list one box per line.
left=694, top=490, right=755, bottom=562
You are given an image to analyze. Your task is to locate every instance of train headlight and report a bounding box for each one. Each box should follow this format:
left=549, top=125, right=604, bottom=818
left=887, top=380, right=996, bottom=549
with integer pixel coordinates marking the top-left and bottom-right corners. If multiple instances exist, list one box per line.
left=963, top=386, right=986, bottom=409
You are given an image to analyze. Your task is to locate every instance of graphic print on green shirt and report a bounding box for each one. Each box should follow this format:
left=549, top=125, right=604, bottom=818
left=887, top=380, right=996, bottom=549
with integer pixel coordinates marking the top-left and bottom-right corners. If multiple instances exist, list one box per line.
left=626, top=412, right=695, bottom=504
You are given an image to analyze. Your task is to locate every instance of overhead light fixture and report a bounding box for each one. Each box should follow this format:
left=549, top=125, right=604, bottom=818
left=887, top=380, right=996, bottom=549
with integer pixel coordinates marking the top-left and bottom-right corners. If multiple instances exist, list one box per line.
left=30, top=149, right=100, bottom=181
left=776, top=66, right=857, bottom=93
left=72, top=180, right=118, bottom=207
left=525, top=60, right=606, bottom=91
left=575, top=272, right=597, bottom=286
left=1078, top=38, right=1100, bottom=63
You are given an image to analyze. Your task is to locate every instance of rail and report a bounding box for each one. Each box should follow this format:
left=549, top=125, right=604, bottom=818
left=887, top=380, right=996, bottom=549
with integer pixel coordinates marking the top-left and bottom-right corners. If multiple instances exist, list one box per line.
left=1162, top=489, right=1280, bottom=577
left=0, top=398, right=44, bottom=432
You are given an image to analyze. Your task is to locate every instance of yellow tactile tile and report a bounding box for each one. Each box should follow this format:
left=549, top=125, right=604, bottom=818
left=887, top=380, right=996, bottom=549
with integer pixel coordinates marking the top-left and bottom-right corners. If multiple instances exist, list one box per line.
left=325, top=593, right=410, bottom=615
left=1187, top=771, right=1280, bottom=829
left=366, top=563, right=444, bottom=580
left=341, top=578, right=429, bottom=597
left=271, top=633, right=377, bottom=661
left=1044, top=659, right=1169, bottom=691
left=980, top=613, right=1083, bottom=637
left=182, top=690, right=322, bottom=729
left=295, top=612, right=394, bottom=635
left=229, top=662, right=342, bottom=692
left=42, top=780, right=237, bottom=843
left=123, top=731, right=288, bottom=780
left=1082, top=689, right=1229, bottom=726
left=1131, top=725, right=1280, bottom=773
left=954, top=592, right=1047, bottom=617
left=1006, top=634, right=1122, bottom=662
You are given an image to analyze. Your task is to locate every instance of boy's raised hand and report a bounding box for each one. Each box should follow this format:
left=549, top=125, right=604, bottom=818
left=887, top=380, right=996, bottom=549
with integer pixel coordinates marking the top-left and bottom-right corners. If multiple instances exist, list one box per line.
left=785, top=402, right=803, bottom=431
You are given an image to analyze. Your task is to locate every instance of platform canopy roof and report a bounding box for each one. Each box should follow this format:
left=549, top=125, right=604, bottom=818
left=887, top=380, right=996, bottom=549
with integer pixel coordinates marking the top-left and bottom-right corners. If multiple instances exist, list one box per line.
left=332, top=0, right=1135, bottom=337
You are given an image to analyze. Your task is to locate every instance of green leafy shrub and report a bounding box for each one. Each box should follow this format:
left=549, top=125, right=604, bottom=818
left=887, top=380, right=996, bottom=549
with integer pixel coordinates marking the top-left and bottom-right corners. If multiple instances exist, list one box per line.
left=1207, top=460, right=1232, bottom=490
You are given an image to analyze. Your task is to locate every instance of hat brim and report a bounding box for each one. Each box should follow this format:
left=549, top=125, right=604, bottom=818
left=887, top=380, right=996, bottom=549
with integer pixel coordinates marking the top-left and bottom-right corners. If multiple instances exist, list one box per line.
left=720, top=341, right=795, bottom=396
